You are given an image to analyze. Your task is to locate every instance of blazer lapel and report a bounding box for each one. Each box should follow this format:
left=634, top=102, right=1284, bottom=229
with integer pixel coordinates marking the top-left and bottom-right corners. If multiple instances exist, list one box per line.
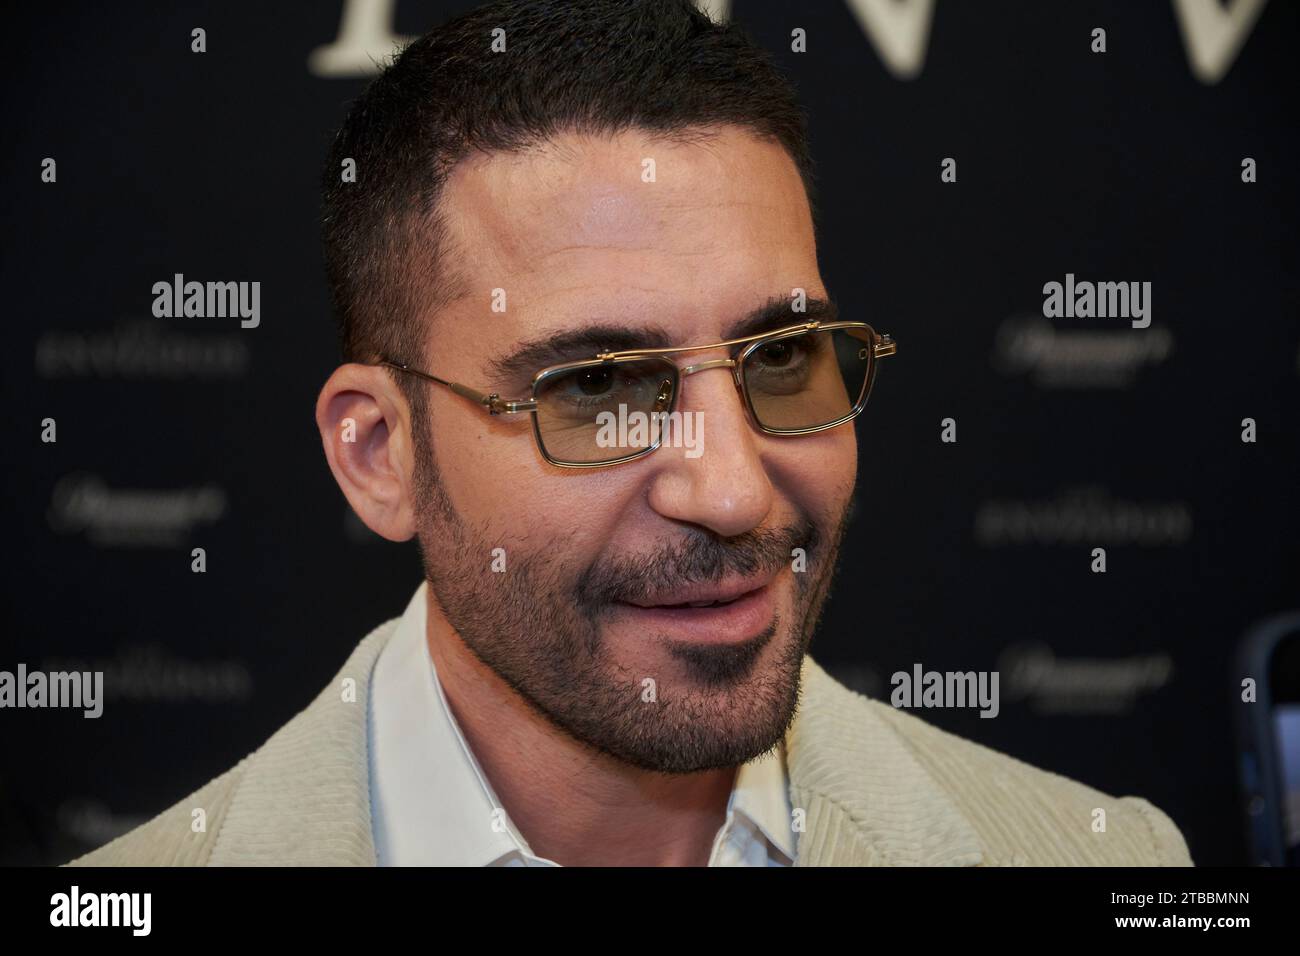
left=785, top=655, right=986, bottom=866
left=208, top=622, right=396, bottom=866
left=208, top=623, right=984, bottom=867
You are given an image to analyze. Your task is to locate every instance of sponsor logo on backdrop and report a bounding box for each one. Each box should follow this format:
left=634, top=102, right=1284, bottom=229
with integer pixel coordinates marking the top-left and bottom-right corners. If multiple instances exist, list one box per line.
left=47, top=473, right=227, bottom=547
left=993, top=313, right=1173, bottom=388
left=833, top=649, right=1170, bottom=717
left=309, top=0, right=1266, bottom=84
left=35, top=319, right=250, bottom=381
left=829, top=663, right=886, bottom=700
left=999, top=642, right=1173, bottom=715
left=57, top=799, right=149, bottom=848
left=975, top=485, right=1192, bottom=547
left=41, top=647, right=252, bottom=703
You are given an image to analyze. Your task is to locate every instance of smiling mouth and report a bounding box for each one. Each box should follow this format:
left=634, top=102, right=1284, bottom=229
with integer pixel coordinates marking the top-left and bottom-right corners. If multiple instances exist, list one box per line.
left=631, top=591, right=755, bottom=610
left=616, top=574, right=775, bottom=612
left=605, top=575, right=781, bottom=645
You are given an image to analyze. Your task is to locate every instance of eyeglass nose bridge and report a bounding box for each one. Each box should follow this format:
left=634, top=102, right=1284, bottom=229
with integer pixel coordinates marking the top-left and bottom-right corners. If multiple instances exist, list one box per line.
left=679, top=356, right=739, bottom=381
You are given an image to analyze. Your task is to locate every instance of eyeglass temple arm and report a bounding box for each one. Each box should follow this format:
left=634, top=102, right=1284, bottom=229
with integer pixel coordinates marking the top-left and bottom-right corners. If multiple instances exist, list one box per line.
left=380, top=361, right=537, bottom=415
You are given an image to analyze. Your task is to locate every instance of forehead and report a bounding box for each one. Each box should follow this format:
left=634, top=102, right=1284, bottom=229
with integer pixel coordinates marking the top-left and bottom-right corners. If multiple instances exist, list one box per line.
left=435, top=125, right=818, bottom=352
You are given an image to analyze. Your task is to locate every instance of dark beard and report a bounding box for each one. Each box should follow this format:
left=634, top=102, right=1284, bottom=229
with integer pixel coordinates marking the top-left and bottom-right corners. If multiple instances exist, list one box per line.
left=414, top=451, right=851, bottom=775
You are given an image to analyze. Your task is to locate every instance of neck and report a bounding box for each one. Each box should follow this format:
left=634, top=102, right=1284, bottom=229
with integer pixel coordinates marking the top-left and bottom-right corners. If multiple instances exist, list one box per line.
left=424, top=591, right=737, bottom=867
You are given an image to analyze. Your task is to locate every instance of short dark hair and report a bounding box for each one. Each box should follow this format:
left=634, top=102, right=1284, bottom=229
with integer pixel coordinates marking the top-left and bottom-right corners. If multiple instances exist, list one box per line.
left=321, top=0, right=814, bottom=411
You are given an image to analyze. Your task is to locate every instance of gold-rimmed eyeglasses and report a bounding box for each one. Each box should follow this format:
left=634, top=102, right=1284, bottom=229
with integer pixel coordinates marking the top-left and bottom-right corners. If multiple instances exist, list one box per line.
left=378, top=320, right=897, bottom=468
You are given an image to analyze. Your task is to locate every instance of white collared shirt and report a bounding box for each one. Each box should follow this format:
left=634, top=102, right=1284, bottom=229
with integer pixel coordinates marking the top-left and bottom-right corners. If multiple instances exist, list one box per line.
left=368, top=582, right=796, bottom=866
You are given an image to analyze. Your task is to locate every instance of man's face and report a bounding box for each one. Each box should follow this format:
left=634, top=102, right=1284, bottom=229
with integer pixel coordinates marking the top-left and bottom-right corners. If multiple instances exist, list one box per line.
left=413, top=126, right=857, bottom=773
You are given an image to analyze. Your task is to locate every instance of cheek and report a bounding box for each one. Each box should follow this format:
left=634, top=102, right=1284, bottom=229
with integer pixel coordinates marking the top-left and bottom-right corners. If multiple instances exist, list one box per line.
left=770, top=425, right=858, bottom=525
left=432, top=416, right=635, bottom=555
left=427, top=398, right=856, bottom=558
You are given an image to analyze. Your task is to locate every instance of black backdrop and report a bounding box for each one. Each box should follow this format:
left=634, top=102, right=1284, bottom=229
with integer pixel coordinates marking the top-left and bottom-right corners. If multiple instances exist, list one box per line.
left=2, top=0, right=1297, bottom=867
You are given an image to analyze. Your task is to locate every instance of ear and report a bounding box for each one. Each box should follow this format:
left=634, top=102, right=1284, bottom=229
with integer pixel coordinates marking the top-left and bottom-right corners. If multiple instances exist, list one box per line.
left=315, top=363, right=417, bottom=542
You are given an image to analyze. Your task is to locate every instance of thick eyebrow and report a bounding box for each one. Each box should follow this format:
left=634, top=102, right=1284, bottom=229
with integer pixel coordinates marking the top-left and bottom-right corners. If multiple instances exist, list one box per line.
left=485, top=294, right=837, bottom=385
left=721, top=295, right=837, bottom=339
left=486, top=325, right=673, bottom=385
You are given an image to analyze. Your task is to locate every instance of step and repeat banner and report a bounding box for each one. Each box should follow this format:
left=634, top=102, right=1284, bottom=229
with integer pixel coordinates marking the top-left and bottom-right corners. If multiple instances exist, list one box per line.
left=2, top=0, right=1296, bottom=866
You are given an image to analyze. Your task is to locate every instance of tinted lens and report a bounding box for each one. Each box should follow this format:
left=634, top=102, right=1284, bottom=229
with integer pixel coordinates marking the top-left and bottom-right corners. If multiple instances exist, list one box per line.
left=742, top=326, right=872, bottom=431
left=533, top=358, right=678, bottom=464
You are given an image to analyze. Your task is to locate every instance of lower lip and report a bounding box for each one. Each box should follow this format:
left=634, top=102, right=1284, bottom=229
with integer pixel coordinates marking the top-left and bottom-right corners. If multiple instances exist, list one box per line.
left=611, top=580, right=778, bottom=644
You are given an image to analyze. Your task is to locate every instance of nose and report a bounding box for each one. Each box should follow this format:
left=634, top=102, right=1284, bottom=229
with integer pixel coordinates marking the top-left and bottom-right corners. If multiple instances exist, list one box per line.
left=644, top=359, right=773, bottom=538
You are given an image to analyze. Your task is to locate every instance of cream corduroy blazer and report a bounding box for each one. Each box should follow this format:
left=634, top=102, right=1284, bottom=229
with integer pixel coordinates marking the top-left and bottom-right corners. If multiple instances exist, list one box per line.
left=68, top=618, right=1193, bottom=867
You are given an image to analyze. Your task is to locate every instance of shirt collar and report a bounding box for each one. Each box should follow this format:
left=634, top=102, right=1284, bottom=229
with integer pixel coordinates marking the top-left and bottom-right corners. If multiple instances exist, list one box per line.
left=369, top=582, right=526, bottom=866
left=370, top=581, right=794, bottom=866
left=727, top=739, right=796, bottom=863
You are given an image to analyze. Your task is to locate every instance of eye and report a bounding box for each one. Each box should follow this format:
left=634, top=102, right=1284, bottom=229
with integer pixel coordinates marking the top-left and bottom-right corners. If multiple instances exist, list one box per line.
left=758, top=341, right=795, bottom=367
left=754, top=335, right=817, bottom=370
left=548, top=364, right=639, bottom=411
left=575, top=367, right=614, bottom=396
